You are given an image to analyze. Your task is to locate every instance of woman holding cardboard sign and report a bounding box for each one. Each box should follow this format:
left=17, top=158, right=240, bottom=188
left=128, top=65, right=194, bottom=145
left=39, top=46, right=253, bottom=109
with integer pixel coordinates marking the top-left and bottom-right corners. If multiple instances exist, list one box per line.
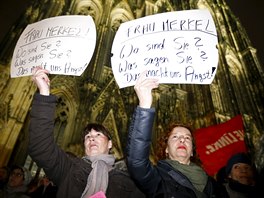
left=28, top=67, right=145, bottom=198
left=126, top=71, right=228, bottom=197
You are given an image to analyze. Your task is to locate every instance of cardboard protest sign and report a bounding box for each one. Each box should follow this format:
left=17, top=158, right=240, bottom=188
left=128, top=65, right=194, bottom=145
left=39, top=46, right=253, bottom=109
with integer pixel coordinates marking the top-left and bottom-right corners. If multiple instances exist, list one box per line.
left=111, top=9, right=218, bottom=88
left=11, top=15, right=96, bottom=78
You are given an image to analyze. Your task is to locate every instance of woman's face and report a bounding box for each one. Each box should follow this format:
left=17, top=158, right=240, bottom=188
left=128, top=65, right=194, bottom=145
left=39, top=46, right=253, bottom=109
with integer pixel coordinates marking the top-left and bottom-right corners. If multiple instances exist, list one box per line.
left=84, top=129, right=112, bottom=156
left=166, top=126, right=193, bottom=164
left=229, top=163, right=255, bottom=186
left=8, top=168, right=24, bottom=187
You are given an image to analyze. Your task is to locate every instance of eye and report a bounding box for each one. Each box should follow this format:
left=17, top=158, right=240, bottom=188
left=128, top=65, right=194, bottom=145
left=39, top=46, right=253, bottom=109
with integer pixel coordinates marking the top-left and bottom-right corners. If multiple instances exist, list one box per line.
left=85, top=134, right=91, bottom=139
left=185, top=136, right=191, bottom=141
left=172, top=135, right=179, bottom=139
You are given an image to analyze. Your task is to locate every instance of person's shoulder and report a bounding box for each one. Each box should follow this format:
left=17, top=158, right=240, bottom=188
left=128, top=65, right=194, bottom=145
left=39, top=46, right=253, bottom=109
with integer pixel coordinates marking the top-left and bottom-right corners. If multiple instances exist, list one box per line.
left=0, top=188, right=7, bottom=197
left=16, top=192, right=31, bottom=198
left=112, top=159, right=130, bottom=176
left=207, top=176, right=229, bottom=198
left=207, top=175, right=221, bottom=186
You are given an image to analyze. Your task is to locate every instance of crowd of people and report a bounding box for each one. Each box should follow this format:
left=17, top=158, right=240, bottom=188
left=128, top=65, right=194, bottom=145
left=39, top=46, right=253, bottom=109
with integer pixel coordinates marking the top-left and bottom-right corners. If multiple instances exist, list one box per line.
left=0, top=165, right=57, bottom=198
left=0, top=68, right=262, bottom=197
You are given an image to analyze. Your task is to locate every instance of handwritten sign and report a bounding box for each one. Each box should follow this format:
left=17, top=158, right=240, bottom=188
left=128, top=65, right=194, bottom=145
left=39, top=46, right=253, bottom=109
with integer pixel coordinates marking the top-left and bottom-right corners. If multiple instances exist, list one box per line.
left=111, top=9, right=218, bottom=88
left=10, top=15, right=96, bottom=78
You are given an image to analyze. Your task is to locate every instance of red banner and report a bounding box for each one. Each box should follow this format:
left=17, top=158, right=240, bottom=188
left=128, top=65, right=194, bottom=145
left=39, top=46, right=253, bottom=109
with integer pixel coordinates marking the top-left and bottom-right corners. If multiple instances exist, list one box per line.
left=194, top=115, right=247, bottom=176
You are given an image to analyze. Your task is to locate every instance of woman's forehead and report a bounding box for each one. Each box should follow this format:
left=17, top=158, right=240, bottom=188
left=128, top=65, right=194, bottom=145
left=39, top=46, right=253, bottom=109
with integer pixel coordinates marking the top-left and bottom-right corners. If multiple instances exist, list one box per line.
left=86, top=129, right=103, bottom=135
left=170, top=127, right=192, bottom=135
left=85, top=129, right=109, bottom=138
left=12, top=169, right=23, bottom=173
left=84, top=127, right=111, bottom=140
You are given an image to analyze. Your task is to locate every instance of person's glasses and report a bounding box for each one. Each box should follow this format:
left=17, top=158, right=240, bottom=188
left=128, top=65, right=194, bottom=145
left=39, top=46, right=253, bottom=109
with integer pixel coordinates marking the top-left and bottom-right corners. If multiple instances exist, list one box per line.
left=11, top=172, right=24, bottom=177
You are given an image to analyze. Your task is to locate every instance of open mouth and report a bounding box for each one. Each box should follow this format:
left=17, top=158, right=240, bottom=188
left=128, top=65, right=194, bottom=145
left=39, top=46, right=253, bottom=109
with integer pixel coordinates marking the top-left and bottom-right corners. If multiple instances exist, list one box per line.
left=90, top=144, right=97, bottom=149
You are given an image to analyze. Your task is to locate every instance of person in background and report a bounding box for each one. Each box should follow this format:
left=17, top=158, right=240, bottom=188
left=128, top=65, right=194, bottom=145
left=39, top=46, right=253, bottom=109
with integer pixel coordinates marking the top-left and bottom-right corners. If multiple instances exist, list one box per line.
left=28, top=175, right=57, bottom=198
left=28, top=67, right=145, bottom=198
left=0, top=165, right=32, bottom=198
left=126, top=72, right=228, bottom=197
left=224, top=152, right=261, bottom=197
left=0, top=166, right=10, bottom=190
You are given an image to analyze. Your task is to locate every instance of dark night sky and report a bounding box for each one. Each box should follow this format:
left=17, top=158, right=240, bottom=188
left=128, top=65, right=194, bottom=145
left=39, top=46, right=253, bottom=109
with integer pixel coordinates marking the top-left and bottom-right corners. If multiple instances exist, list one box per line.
left=0, top=0, right=263, bottom=64
left=225, top=0, right=264, bottom=65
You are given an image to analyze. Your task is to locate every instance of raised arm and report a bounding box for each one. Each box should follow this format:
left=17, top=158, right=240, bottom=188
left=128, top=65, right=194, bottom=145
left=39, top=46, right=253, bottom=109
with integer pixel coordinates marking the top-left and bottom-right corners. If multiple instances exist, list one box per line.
left=29, top=67, right=71, bottom=186
left=126, top=72, right=160, bottom=195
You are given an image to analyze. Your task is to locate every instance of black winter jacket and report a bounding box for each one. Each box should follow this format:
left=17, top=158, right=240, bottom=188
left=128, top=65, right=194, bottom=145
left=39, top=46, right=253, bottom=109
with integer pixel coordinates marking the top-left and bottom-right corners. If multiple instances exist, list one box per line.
left=28, top=93, right=145, bottom=198
left=126, top=106, right=229, bottom=198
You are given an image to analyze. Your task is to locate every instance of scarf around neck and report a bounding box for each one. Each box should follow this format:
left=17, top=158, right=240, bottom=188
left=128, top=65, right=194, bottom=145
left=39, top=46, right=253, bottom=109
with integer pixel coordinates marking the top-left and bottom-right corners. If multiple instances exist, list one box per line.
left=166, top=159, right=208, bottom=193
left=81, top=154, right=115, bottom=198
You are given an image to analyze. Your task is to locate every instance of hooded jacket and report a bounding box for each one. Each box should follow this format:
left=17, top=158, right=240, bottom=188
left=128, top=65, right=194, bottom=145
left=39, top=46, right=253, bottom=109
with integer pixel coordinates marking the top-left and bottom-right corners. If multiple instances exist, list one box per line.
left=28, top=93, right=145, bottom=198
left=126, top=106, right=228, bottom=198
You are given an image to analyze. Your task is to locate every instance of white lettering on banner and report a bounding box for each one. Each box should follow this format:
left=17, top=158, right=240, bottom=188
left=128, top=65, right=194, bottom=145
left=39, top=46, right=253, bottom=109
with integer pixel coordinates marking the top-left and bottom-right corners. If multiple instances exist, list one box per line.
left=205, top=130, right=244, bottom=154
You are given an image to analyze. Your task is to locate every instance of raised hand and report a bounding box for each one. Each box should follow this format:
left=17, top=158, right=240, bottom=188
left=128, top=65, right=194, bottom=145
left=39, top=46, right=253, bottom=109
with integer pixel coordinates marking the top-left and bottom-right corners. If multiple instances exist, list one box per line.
left=134, top=71, right=159, bottom=108
left=31, top=66, right=50, bottom=96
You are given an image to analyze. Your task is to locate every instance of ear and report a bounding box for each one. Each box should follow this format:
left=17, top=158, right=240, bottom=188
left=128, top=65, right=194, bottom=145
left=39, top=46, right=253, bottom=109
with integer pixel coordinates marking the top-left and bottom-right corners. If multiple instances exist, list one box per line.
left=165, top=147, right=168, bottom=154
left=108, top=140, right=113, bottom=149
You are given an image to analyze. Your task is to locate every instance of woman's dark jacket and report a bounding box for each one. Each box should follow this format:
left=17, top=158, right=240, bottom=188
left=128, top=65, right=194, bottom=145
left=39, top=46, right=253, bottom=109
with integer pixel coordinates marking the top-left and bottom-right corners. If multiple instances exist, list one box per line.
left=126, top=106, right=228, bottom=198
left=28, top=93, right=145, bottom=198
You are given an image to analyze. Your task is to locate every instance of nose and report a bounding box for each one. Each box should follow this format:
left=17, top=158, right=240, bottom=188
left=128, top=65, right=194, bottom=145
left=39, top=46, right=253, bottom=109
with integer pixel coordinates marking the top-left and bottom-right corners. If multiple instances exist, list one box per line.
left=90, top=137, right=95, bottom=141
left=88, top=135, right=95, bottom=141
left=179, top=135, right=185, bottom=142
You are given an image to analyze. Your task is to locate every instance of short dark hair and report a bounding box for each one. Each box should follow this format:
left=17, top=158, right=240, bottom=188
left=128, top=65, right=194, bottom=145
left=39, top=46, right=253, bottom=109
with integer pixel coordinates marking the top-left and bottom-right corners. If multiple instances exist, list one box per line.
left=10, top=165, right=24, bottom=175
left=81, top=123, right=112, bottom=144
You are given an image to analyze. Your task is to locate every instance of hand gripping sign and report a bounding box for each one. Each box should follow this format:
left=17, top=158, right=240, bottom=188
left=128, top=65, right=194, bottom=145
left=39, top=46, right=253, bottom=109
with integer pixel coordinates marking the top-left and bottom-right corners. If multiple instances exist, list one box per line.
left=10, top=15, right=96, bottom=77
left=111, top=9, right=218, bottom=88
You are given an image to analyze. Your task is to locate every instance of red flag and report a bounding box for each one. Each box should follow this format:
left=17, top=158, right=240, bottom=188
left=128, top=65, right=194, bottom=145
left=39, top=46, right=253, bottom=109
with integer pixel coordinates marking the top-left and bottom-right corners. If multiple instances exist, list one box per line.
left=194, top=115, right=247, bottom=176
